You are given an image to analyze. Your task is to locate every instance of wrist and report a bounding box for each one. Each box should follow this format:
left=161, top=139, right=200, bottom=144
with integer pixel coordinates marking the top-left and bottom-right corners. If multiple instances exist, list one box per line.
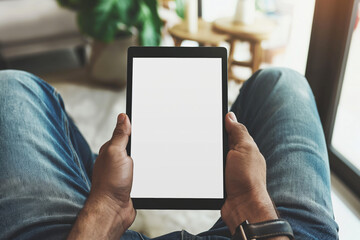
left=221, top=187, right=278, bottom=235
left=67, top=192, right=135, bottom=240
left=87, top=190, right=135, bottom=231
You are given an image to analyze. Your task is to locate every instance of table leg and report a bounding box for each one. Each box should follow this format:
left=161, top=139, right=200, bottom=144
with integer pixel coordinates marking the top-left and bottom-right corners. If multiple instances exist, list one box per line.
left=227, top=39, right=246, bottom=83
left=228, top=39, right=236, bottom=77
left=0, top=54, right=8, bottom=70
left=172, top=37, right=183, bottom=47
left=250, top=41, right=263, bottom=73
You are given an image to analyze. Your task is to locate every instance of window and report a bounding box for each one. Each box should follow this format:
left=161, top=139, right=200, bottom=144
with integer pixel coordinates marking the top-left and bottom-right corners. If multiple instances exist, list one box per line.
left=332, top=7, right=360, bottom=172
left=306, top=0, right=360, bottom=197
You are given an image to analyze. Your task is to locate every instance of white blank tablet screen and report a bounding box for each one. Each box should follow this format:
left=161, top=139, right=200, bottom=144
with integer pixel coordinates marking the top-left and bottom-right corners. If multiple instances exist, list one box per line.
left=131, top=58, right=223, bottom=198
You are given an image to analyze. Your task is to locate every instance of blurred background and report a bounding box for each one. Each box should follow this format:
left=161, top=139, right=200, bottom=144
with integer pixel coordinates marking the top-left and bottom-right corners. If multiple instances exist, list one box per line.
left=0, top=0, right=359, bottom=238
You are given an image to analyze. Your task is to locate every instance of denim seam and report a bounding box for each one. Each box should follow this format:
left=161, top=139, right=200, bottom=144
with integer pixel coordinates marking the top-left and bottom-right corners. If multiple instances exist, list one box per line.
left=54, top=89, right=91, bottom=190
left=137, top=232, right=145, bottom=240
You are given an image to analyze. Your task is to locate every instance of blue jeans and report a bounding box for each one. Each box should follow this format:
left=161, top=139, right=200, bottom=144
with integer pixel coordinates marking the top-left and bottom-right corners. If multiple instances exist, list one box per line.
left=0, top=68, right=338, bottom=239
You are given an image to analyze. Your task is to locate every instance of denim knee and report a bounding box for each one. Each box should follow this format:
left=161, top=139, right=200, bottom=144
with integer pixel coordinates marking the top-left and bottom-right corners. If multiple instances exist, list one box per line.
left=0, top=69, right=35, bottom=84
left=0, top=70, right=59, bottom=112
left=0, top=70, right=52, bottom=99
left=258, top=67, right=310, bottom=91
left=0, top=69, right=61, bottom=131
left=244, top=67, right=315, bottom=105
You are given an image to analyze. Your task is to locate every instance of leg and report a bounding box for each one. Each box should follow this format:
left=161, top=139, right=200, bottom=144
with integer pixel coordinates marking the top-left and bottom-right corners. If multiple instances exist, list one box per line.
left=172, top=36, right=183, bottom=47
left=199, top=68, right=338, bottom=239
left=230, top=68, right=338, bottom=239
left=0, top=70, right=149, bottom=240
left=0, top=54, right=8, bottom=70
left=227, top=39, right=235, bottom=82
left=250, top=41, right=262, bottom=73
left=75, top=45, right=87, bottom=67
left=0, top=70, right=94, bottom=239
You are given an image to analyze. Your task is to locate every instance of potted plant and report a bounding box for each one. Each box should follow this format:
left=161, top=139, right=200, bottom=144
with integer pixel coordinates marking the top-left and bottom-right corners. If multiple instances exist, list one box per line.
left=57, top=0, right=162, bottom=86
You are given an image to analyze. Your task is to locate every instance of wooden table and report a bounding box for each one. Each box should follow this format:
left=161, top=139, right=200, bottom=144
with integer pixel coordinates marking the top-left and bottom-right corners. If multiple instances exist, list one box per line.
left=169, top=19, right=230, bottom=47
left=213, top=17, right=275, bottom=82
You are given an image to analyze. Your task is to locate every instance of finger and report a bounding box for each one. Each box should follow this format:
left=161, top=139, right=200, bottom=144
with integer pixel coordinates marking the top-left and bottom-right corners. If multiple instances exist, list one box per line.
left=225, top=112, right=250, bottom=150
left=110, top=113, right=131, bottom=149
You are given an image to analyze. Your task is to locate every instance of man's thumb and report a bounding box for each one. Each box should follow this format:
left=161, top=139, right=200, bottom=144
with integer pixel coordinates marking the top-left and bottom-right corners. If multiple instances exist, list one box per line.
left=228, top=112, right=237, bottom=122
left=225, top=112, right=249, bottom=149
left=225, top=112, right=238, bottom=132
left=111, top=113, right=131, bottom=149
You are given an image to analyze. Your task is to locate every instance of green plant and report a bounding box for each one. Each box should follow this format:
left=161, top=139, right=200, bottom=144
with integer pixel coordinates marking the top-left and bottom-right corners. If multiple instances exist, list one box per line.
left=57, top=0, right=162, bottom=46
left=175, top=0, right=185, bottom=19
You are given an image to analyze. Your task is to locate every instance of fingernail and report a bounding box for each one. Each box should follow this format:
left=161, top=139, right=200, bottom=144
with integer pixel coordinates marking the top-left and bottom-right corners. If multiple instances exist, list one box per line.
left=118, top=113, right=126, bottom=124
left=228, top=112, right=237, bottom=122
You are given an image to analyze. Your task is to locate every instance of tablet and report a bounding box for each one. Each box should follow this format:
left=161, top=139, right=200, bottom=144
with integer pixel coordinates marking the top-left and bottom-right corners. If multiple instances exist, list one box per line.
left=126, top=47, right=228, bottom=209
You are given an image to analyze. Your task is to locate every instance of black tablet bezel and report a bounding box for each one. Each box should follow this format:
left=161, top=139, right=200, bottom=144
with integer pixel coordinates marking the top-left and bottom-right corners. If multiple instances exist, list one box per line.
left=126, top=47, right=228, bottom=209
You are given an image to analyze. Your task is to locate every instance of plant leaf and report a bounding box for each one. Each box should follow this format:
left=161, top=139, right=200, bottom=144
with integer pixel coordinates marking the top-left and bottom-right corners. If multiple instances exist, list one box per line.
left=136, top=0, right=161, bottom=46
left=77, top=0, right=138, bottom=43
left=175, top=0, right=185, bottom=19
left=58, top=0, right=161, bottom=45
left=56, top=0, right=93, bottom=10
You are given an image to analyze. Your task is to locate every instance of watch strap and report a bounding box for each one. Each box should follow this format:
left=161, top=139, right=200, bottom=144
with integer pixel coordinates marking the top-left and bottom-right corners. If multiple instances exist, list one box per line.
left=232, top=218, right=294, bottom=240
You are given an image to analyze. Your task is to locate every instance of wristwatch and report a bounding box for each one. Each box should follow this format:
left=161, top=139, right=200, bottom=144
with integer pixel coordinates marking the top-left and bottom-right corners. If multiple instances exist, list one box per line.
left=231, top=219, right=294, bottom=240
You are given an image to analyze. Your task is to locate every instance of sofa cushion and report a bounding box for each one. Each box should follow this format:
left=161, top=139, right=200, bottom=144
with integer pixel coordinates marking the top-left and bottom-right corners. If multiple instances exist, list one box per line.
left=0, top=0, right=79, bottom=44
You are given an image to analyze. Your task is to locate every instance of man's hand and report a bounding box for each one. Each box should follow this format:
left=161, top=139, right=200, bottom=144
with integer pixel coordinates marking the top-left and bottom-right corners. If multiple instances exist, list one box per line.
left=221, top=112, right=281, bottom=236
left=67, top=113, right=136, bottom=240
left=91, top=113, right=134, bottom=217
